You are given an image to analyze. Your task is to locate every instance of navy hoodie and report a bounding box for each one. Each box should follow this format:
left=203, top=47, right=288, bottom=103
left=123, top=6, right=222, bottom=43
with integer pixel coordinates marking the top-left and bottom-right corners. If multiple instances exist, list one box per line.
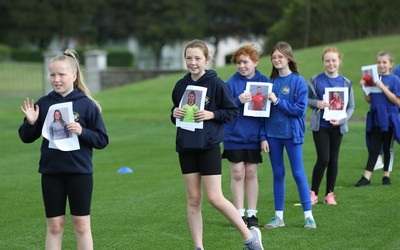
left=171, top=70, right=238, bottom=153
left=18, top=88, right=109, bottom=174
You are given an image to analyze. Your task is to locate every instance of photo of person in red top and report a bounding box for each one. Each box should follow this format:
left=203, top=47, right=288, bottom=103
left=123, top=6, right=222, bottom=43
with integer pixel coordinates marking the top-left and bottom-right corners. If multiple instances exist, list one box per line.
left=251, top=86, right=266, bottom=110
left=362, top=71, right=374, bottom=86
left=329, top=91, right=344, bottom=110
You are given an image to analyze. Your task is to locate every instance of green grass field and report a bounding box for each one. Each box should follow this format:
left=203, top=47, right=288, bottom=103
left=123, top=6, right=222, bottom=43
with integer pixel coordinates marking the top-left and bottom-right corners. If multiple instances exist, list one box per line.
left=1, top=34, right=400, bottom=249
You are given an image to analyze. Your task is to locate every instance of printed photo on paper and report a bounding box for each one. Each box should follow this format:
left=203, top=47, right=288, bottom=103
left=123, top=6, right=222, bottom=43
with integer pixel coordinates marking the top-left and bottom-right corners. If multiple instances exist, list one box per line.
left=244, top=82, right=272, bottom=117
left=42, top=102, right=80, bottom=151
left=361, top=64, right=381, bottom=95
left=176, top=85, right=207, bottom=131
left=323, top=87, right=348, bottom=121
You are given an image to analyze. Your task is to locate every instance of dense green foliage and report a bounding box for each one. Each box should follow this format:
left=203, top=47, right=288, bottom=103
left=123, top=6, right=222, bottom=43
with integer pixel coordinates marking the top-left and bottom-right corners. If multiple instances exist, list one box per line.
left=266, top=0, right=400, bottom=51
left=0, top=47, right=135, bottom=66
left=0, top=0, right=100, bottom=48
left=0, top=44, right=11, bottom=61
left=75, top=48, right=135, bottom=68
left=106, top=50, right=135, bottom=67
left=10, top=49, right=43, bottom=62
left=1, top=0, right=399, bottom=68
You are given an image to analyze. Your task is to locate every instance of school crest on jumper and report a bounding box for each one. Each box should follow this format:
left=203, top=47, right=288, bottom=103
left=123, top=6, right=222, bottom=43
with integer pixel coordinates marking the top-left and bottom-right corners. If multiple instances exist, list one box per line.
left=282, top=86, right=290, bottom=95
left=74, top=112, right=80, bottom=122
left=205, top=96, right=210, bottom=105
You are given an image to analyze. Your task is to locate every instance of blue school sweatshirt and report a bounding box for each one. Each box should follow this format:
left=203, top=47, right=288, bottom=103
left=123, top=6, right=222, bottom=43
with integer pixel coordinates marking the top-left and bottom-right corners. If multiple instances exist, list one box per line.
left=223, top=70, right=270, bottom=150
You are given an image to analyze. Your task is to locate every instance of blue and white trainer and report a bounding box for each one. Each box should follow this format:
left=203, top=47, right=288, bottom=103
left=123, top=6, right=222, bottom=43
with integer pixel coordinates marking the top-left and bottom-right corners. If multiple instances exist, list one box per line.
left=264, top=216, right=285, bottom=229
left=304, top=217, right=317, bottom=229
left=243, top=227, right=264, bottom=250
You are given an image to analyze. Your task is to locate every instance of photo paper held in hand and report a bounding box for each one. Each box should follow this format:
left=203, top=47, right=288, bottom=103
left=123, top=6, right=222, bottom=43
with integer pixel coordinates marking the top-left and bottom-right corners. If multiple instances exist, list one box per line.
left=42, top=102, right=80, bottom=151
left=176, top=85, right=207, bottom=131
left=361, top=64, right=381, bottom=95
left=323, top=87, right=348, bottom=121
left=243, top=82, right=273, bottom=117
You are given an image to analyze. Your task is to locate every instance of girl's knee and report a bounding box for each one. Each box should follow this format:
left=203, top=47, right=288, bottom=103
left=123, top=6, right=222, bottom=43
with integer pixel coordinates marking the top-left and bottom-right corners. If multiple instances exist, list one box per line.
left=273, top=170, right=285, bottom=180
left=47, top=217, right=65, bottom=235
left=187, top=194, right=202, bottom=207
left=207, top=193, right=226, bottom=208
left=72, top=216, right=91, bottom=235
left=232, top=172, right=245, bottom=182
left=293, top=172, right=307, bottom=183
left=245, top=167, right=257, bottom=178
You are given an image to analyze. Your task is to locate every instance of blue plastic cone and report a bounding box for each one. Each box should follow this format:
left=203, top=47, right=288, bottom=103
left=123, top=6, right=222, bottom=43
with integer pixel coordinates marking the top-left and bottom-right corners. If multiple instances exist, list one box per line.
left=117, top=167, right=133, bottom=174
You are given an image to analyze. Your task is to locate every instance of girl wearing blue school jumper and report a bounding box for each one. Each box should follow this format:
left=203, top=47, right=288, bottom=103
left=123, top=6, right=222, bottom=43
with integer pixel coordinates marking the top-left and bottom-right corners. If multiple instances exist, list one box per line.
left=19, top=49, right=109, bottom=250
left=308, top=47, right=355, bottom=205
left=355, top=51, right=400, bottom=186
left=171, top=40, right=263, bottom=250
left=222, top=44, right=270, bottom=228
left=260, top=41, right=316, bottom=229
left=373, top=63, right=400, bottom=171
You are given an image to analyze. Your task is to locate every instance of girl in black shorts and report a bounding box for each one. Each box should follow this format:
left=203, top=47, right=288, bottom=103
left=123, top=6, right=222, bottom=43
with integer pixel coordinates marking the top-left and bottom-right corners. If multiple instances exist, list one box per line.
left=19, top=49, right=108, bottom=249
left=171, top=40, right=263, bottom=250
left=222, top=44, right=269, bottom=228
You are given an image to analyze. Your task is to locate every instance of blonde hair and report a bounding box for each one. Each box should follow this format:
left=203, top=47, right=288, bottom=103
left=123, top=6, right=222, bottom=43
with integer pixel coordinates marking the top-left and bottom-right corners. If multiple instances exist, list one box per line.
left=50, top=49, right=102, bottom=112
left=377, top=51, right=394, bottom=63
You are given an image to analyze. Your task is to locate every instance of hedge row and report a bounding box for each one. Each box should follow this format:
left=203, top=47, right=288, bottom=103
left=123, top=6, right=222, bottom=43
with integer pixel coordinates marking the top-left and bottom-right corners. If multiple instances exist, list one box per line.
left=0, top=44, right=11, bottom=61
left=0, top=45, right=135, bottom=67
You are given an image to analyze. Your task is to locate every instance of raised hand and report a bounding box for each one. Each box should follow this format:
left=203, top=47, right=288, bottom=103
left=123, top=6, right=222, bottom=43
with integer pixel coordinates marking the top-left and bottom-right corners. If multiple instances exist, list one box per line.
left=20, top=98, right=39, bottom=125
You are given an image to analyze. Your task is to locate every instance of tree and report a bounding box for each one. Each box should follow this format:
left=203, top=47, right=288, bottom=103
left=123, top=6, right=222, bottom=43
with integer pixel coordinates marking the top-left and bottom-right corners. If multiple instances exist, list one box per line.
left=0, top=0, right=101, bottom=49
left=132, top=0, right=207, bottom=68
left=204, top=0, right=290, bottom=57
left=266, top=0, right=400, bottom=51
left=94, top=0, right=137, bottom=44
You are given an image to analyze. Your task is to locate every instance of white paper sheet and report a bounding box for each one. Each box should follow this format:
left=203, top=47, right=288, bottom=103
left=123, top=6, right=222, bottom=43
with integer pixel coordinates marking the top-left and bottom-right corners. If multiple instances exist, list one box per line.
left=322, top=87, right=348, bottom=121
left=243, top=82, right=273, bottom=117
left=361, top=64, right=382, bottom=95
left=42, top=102, right=80, bottom=151
left=176, top=85, right=207, bottom=131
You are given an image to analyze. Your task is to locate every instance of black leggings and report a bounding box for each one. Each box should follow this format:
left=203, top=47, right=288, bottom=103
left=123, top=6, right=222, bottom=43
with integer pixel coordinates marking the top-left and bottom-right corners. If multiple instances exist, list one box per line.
left=365, top=126, right=393, bottom=172
left=311, top=127, right=343, bottom=196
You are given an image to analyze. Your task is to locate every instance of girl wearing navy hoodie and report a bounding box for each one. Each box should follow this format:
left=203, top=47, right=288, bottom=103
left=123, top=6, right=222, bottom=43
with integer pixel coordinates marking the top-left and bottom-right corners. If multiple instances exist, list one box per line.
left=171, top=40, right=263, bottom=250
left=222, top=44, right=270, bottom=228
left=19, top=49, right=108, bottom=250
left=260, top=41, right=316, bottom=229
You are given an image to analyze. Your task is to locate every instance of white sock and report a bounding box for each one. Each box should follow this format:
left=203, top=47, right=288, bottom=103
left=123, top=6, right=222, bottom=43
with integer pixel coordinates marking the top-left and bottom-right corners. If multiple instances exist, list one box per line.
left=304, top=210, right=313, bottom=220
left=238, top=209, right=245, bottom=217
left=275, top=211, right=283, bottom=220
left=247, top=209, right=258, bottom=217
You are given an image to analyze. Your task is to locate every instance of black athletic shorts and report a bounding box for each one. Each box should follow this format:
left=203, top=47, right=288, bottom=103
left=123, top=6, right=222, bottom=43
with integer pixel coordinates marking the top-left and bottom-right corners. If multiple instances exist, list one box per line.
left=41, top=174, right=93, bottom=218
left=221, top=149, right=263, bottom=164
left=178, top=147, right=222, bottom=175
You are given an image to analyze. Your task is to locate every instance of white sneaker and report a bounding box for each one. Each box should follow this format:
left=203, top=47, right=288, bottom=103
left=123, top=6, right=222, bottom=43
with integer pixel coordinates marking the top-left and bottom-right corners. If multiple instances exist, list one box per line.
left=374, top=155, right=384, bottom=170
